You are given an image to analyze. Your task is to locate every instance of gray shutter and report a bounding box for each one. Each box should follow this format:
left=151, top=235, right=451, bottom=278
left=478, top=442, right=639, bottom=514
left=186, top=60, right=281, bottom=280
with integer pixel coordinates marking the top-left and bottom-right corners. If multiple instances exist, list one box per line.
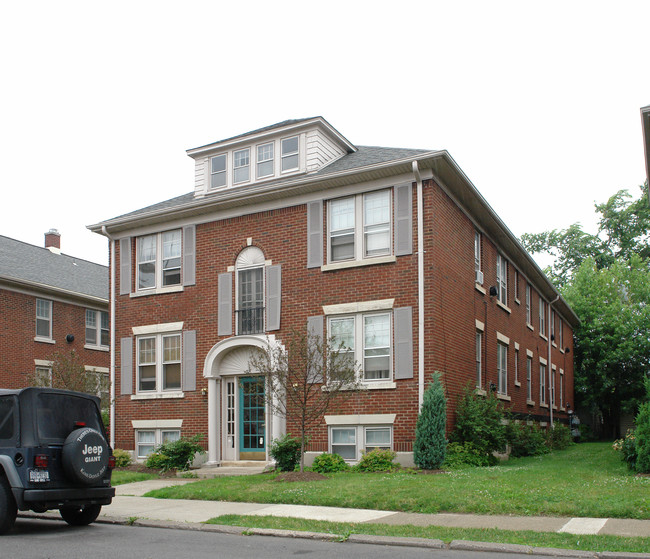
left=182, top=330, right=196, bottom=392
left=395, top=183, right=413, bottom=256
left=218, top=273, right=233, bottom=336
left=120, top=337, right=133, bottom=395
left=307, top=315, right=324, bottom=383
left=119, top=237, right=131, bottom=295
left=183, top=225, right=196, bottom=286
left=394, top=306, right=413, bottom=379
left=265, top=265, right=281, bottom=331
left=307, top=200, right=323, bottom=268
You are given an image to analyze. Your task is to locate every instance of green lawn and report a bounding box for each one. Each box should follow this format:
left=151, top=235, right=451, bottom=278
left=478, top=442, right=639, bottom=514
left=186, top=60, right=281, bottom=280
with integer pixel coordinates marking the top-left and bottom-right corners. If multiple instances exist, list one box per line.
left=144, top=443, right=649, bottom=519
left=111, top=470, right=159, bottom=486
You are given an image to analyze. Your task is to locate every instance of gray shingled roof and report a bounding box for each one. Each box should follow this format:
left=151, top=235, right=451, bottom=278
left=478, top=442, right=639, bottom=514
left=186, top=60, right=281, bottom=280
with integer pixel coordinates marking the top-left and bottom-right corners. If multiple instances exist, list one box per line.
left=101, top=145, right=429, bottom=223
left=0, top=235, right=108, bottom=301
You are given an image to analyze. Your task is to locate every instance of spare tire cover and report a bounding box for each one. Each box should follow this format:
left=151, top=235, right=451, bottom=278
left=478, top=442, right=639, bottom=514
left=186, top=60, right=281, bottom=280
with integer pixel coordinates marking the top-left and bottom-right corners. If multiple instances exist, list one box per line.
left=62, top=428, right=110, bottom=485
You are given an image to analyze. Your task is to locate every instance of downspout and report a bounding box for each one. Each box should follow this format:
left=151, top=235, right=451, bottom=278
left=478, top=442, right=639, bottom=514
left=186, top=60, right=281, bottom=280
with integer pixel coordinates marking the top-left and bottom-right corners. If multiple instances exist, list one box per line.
left=102, top=226, right=116, bottom=449
left=548, top=294, right=560, bottom=428
left=412, top=161, right=425, bottom=408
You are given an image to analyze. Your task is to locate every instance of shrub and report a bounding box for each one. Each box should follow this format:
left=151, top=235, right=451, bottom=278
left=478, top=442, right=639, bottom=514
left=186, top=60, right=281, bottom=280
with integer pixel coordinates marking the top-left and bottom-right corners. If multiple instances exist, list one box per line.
left=112, top=448, right=132, bottom=468
left=613, top=430, right=638, bottom=471
left=145, top=435, right=204, bottom=472
left=546, top=421, right=574, bottom=451
left=355, top=448, right=399, bottom=472
left=450, top=384, right=506, bottom=458
left=413, top=372, right=447, bottom=470
left=444, top=442, right=496, bottom=468
left=635, top=404, right=650, bottom=473
left=505, top=421, right=549, bottom=458
left=269, top=434, right=303, bottom=472
left=311, top=453, right=350, bottom=473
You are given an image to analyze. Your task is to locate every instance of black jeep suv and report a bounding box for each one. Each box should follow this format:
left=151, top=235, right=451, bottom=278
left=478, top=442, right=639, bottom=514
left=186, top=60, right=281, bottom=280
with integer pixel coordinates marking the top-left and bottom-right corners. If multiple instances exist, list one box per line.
left=0, top=387, right=115, bottom=533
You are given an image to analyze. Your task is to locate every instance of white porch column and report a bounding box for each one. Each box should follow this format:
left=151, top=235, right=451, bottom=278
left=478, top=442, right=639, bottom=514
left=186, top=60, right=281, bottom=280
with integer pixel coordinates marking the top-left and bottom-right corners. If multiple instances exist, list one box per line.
left=207, top=377, right=220, bottom=464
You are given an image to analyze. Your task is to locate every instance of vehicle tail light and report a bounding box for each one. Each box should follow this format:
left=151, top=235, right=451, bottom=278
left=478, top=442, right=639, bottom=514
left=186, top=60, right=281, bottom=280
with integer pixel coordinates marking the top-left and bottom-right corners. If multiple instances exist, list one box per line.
left=108, top=455, right=116, bottom=470
left=34, top=455, right=49, bottom=468
left=74, top=421, right=86, bottom=428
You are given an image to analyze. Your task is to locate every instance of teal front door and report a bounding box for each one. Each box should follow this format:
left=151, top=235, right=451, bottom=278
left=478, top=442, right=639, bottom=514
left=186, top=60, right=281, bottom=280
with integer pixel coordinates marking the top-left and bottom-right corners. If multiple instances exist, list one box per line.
left=239, top=377, right=266, bottom=460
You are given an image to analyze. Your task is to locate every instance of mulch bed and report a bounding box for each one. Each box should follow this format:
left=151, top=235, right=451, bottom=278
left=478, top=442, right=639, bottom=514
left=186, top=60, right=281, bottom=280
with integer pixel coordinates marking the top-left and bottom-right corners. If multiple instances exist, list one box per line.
left=273, top=471, right=328, bottom=482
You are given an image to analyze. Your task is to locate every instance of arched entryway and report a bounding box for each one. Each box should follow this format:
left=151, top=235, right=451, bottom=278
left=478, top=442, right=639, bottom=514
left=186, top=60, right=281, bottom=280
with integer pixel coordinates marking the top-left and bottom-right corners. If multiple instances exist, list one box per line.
left=203, top=335, right=285, bottom=464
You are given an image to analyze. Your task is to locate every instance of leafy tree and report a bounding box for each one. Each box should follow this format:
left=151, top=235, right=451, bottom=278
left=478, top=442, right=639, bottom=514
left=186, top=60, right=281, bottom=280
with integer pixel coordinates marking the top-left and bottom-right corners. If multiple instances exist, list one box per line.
left=248, top=329, right=362, bottom=472
left=563, top=255, right=650, bottom=438
left=413, top=372, right=447, bottom=470
left=520, top=185, right=650, bottom=288
left=633, top=379, right=650, bottom=473
left=27, top=349, right=109, bottom=410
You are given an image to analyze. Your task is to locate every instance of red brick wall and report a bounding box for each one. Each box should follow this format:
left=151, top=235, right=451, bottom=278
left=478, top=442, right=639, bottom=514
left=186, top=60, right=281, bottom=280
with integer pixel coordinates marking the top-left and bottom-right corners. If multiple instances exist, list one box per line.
left=113, top=181, right=574, bottom=452
left=0, top=288, right=109, bottom=388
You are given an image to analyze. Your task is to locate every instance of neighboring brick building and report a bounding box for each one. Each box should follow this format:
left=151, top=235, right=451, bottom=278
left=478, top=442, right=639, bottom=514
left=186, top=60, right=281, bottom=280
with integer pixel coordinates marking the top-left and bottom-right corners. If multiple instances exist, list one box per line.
left=0, top=231, right=109, bottom=393
left=90, top=117, right=578, bottom=465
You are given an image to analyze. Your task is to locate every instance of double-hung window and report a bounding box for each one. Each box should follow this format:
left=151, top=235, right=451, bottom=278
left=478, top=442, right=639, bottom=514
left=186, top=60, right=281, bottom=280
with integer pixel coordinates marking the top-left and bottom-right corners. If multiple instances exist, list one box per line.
left=329, top=190, right=391, bottom=263
left=281, top=136, right=299, bottom=172
left=525, top=284, right=532, bottom=325
left=257, top=142, right=274, bottom=178
left=329, top=312, right=391, bottom=382
left=137, top=333, right=182, bottom=393
left=365, top=427, right=391, bottom=452
left=330, top=425, right=393, bottom=461
left=540, top=362, right=547, bottom=405
left=86, top=310, right=109, bottom=348
left=35, top=299, right=52, bottom=340
left=474, top=232, right=483, bottom=284
left=233, top=148, right=250, bottom=184
left=497, top=342, right=508, bottom=395
left=526, top=355, right=533, bottom=401
left=235, top=247, right=265, bottom=335
left=137, top=230, right=182, bottom=290
left=210, top=154, right=227, bottom=188
left=331, top=427, right=356, bottom=460
left=539, top=298, right=546, bottom=334
left=496, top=253, right=507, bottom=305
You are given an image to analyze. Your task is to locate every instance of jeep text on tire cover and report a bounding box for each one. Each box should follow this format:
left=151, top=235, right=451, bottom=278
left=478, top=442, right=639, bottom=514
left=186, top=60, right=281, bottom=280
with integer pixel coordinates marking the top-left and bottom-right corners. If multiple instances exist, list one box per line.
left=0, top=387, right=115, bottom=534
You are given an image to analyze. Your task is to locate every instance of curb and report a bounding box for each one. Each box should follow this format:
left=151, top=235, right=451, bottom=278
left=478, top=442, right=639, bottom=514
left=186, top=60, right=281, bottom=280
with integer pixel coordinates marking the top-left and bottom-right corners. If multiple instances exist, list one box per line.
left=18, top=513, right=650, bottom=559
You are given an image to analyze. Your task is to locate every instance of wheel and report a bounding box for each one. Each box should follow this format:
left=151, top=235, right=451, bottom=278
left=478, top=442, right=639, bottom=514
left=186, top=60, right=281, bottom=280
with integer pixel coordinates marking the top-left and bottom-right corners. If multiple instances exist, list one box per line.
left=59, top=504, right=102, bottom=526
left=0, top=476, right=17, bottom=534
left=61, top=428, right=110, bottom=485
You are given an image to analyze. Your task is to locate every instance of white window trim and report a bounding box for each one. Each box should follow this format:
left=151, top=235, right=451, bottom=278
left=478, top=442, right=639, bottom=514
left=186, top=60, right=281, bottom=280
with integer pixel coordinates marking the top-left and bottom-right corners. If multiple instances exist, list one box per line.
left=323, top=299, right=394, bottom=316
left=326, top=417, right=395, bottom=462
left=235, top=247, right=266, bottom=336
left=280, top=135, right=300, bottom=173
left=497, top=339, right=508, bottom=397
left=136, top=230, right=183, bottom=293
left=328, top=311, right=393, bottom=385
left=233, top=147, right=251, bottom=185
left=256, top=141, right=274, bottom=179
left=35, top=298, right=53, bottom=342
left=135, top=331, right=183, bottom=396
left=326, top=189, right=393, bottom=266
left=210, top=153, right=227, bottom=189
left=496, top=253, right=507, bottom=306
left=85, top=309, right=109, bottom=351
left=134, top=427, right=181, bottom=460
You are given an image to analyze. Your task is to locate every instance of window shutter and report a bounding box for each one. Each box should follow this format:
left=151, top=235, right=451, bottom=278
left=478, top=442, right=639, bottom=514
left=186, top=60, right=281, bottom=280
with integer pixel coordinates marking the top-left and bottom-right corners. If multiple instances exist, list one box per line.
left=183, top=225, right=196, bottom=286
left=307, top=200, right=323, bottom=268
left=218, top=273, right=233, bottom=336
left=119, top=237, right=131, bottom=295
left=120, top=337, right=133, bottom=395
left=265, top=265, right=281, bottom=331
left=182, top=330, right=196, bottom=391
left=394, top=306, right=413, bottom=379
left=307, top=315, right=324, bottom=383
left=394, top=184, right=413, bottom=256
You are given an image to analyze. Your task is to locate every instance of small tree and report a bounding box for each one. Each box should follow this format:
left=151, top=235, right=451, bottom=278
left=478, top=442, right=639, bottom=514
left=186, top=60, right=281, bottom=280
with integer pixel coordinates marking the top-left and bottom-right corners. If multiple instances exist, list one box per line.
left=413, top=372, right=447, bottom=470
left=27, top=349, right=109, bottom=409
left=635, top=378, right=650, bottom=474
left=248, top=328, right=362, bottom=472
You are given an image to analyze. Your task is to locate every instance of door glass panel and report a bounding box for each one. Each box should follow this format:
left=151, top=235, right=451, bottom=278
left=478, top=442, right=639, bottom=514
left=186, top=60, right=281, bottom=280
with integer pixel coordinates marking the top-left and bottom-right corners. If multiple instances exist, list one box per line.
left=240, top=377, right=265, bottom=452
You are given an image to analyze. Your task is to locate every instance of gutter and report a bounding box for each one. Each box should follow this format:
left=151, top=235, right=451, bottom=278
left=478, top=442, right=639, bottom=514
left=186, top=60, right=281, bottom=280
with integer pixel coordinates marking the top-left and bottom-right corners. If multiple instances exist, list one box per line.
left=413, top=161, right=425, bottom=408
left=101, top=226, right=116, bottom=449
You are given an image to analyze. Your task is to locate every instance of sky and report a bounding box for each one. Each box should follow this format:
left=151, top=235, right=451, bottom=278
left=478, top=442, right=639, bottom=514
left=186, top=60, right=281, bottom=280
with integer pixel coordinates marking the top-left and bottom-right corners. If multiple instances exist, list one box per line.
left=1, top=1, right=649, bottom=267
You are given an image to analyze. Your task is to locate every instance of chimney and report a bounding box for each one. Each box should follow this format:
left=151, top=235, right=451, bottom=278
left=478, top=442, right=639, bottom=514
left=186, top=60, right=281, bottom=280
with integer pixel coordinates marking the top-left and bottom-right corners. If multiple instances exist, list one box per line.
left=45, top=229, right=61, bottom=254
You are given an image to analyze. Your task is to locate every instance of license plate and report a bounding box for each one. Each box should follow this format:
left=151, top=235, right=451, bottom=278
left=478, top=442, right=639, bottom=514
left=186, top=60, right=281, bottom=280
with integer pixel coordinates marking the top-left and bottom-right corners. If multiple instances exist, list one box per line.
left=29, top=469, right=50, bottom=483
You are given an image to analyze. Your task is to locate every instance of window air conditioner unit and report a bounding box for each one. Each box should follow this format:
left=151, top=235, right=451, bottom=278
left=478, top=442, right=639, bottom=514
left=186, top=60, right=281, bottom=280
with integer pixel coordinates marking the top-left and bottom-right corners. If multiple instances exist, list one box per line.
left=475, top=270, right=484, bottom=285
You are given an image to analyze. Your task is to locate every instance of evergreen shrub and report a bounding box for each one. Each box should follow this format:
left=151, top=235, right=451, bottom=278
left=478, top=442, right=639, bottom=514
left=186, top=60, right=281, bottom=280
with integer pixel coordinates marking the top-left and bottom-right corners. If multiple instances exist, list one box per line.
left=413, top=372, right=447, bottom=470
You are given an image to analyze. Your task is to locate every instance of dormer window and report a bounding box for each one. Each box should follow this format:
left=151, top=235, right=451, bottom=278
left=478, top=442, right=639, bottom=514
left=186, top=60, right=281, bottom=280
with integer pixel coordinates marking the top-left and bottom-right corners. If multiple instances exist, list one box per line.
left=281, top=136, right=299, bottom=172
left=233, top=148, right=250, bottom=184
left=211, top=154, right=226, bottom=188
left=257, top=143, right=274, bottom=178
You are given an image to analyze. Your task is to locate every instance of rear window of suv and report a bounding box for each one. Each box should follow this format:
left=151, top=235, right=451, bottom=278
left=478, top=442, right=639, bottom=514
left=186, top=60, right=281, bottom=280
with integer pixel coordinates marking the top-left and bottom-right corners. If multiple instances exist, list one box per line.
left=36, top=393, right=103, bottom=443
left=0, top=397, right=16, bottom=441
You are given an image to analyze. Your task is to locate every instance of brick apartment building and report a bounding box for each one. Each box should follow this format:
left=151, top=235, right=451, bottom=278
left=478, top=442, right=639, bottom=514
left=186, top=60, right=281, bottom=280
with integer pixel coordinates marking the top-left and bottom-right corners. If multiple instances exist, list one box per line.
left=0, top=231, right=109, bottom=393
left=90, top=117, right=578, bottom=465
